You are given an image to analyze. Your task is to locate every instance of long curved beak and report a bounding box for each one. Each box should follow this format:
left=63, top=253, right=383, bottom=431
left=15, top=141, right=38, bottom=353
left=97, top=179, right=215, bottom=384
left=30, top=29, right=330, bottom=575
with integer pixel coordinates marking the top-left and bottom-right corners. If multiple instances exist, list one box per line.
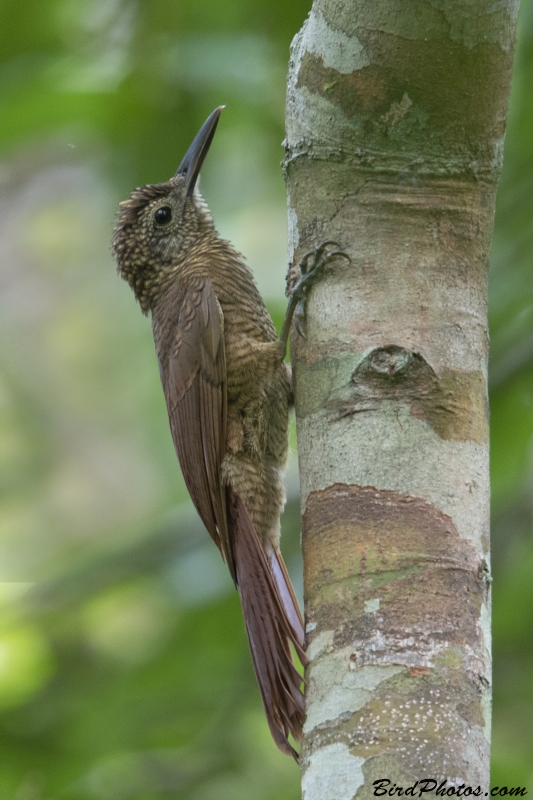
left=175, top=106, right=225, bottom=196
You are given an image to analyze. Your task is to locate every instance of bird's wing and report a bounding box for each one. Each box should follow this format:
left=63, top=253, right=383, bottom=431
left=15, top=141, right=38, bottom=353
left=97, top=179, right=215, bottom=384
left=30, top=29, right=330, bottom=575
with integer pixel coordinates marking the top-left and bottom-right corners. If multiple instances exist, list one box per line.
left=162, top=276, right=233, bottom=579
left=159, top=276, right=307, bottom=756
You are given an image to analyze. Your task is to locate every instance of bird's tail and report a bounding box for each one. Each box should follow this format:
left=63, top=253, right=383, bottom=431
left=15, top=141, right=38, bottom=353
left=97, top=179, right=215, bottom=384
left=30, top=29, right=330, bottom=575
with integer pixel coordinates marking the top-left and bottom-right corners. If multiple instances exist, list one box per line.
left=227, top=486, right=307, bottom=759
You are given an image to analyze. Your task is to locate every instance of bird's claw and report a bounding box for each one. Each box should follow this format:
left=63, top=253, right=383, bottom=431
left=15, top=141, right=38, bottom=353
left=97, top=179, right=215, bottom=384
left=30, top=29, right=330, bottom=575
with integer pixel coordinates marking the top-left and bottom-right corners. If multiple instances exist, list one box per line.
left=298, top=241, right=342, bottom=276
left=290, top=241, right=350, bottom=338
left=294, top=299, right=306, bottom=338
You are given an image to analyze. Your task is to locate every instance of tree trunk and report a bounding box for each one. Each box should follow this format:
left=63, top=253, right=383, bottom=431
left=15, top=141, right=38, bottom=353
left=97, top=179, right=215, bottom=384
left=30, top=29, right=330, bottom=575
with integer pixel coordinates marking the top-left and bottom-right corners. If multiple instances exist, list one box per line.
left=284, top=2, right=518, bottom=795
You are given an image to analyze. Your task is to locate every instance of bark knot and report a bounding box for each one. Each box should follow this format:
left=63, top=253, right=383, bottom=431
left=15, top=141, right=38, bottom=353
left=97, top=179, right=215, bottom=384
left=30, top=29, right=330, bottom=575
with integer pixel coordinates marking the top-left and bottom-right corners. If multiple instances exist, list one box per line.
left=327, top=345, right=488, bottom=443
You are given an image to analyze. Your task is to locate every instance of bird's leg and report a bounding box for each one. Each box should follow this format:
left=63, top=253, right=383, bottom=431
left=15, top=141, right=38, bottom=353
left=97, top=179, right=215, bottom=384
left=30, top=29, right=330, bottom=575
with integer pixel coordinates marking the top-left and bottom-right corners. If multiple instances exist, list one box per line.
left=280, top=241, right=351, bottom=352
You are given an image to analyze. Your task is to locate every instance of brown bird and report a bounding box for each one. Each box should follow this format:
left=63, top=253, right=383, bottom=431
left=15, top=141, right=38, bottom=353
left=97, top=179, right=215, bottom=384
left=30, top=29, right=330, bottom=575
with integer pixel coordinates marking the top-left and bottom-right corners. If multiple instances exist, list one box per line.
left=112, top=107, right=346, bottom=758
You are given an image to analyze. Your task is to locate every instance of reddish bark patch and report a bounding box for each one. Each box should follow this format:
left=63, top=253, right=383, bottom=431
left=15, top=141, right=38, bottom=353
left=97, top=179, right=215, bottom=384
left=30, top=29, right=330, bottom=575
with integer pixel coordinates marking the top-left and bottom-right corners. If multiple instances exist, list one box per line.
left=303, top=483, right=484, bottom=658
left=409, top=666, right=430, bottom=676
left=298, top=54, right=388, bottom=114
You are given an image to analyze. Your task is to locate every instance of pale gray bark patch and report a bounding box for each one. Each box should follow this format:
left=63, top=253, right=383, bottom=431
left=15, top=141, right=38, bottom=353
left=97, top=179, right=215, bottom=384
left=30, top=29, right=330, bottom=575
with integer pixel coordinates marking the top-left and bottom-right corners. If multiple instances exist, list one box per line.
left=301, top=743, right=365, bottom=800
left=287, top=203, right=299, bottom=265
left=296, top=399, right=489, bottom=547
left=302, top=9, right=370, bottom=73
left=304, top=646, right=402, bottom=731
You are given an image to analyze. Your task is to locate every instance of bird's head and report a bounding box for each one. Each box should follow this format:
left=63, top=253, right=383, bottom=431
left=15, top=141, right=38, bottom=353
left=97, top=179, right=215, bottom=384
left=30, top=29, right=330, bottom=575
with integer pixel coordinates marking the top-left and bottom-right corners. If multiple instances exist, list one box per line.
left=112, top=106, right=224, bottom=313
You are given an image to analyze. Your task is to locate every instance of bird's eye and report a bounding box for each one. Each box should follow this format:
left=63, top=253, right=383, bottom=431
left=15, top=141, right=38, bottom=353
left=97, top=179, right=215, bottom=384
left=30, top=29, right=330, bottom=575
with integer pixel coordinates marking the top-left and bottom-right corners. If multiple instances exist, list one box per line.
left=154, top=206, right=172, bottom=225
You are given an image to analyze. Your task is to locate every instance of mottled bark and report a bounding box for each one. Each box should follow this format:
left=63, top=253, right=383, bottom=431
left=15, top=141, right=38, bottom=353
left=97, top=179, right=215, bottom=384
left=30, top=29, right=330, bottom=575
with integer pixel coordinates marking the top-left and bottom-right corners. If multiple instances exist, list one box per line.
left=284, top=2, right=518, bottom=796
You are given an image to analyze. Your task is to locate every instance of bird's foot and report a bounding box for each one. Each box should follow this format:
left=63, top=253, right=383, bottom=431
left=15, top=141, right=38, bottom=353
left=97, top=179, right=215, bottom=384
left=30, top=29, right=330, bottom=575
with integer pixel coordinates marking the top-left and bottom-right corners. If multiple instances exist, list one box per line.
left=290, top=241, right=350, bottom=338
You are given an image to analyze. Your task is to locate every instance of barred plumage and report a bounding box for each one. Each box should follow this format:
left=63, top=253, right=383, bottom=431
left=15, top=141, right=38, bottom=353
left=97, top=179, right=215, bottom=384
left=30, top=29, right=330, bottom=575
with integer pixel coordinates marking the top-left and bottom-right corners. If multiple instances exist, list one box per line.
left=112, top=108, right=306, bottom=758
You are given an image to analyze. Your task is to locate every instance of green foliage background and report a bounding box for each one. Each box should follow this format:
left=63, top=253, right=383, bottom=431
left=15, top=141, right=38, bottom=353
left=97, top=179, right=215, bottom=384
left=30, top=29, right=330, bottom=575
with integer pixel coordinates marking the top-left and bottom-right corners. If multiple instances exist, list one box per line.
left=0, top=0, right=531, bottom=796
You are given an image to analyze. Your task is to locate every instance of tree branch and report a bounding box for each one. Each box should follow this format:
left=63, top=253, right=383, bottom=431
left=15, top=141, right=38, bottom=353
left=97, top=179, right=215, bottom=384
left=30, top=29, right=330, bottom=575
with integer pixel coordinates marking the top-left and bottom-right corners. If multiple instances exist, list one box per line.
left=285, top=1, right=518, bottom=794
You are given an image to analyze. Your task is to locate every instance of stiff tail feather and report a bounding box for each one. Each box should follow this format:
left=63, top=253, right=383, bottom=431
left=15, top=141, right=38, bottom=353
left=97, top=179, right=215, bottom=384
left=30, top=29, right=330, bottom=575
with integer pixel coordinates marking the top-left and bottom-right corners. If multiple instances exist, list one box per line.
left=227, top=486, right=307, bottom=759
